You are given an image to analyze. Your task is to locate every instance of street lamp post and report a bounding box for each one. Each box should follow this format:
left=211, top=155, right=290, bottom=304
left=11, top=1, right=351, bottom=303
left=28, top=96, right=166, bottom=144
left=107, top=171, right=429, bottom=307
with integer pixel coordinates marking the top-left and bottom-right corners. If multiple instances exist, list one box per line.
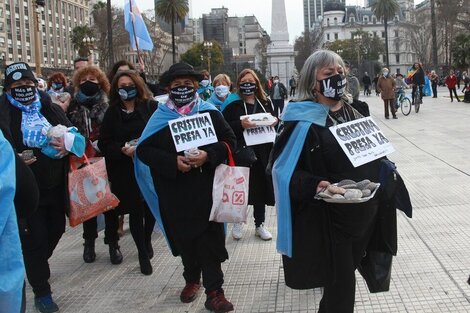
left=82, top=36, right=96, bottom=64
left=204, top=41, right=213, bottom=75
left=33, top=3, right=44, bottom=76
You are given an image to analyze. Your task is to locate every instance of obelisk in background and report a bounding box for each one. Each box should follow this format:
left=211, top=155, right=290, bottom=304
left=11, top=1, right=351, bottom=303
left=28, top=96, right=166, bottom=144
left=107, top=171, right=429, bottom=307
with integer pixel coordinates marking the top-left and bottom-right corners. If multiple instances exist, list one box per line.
left=266, top=0, right=296, bottom=88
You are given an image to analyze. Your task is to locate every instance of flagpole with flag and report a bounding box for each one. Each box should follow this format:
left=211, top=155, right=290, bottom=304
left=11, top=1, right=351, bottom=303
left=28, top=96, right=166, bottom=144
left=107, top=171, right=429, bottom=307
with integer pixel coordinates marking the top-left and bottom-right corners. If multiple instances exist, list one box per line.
left=129, top=0, right=141, bottom=62
left=124, top=0, right=154, bottom=64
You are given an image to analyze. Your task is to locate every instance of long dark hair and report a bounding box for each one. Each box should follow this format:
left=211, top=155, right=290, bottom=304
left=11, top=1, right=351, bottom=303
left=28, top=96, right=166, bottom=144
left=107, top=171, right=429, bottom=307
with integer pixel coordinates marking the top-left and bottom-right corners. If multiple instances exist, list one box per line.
left=108, top=60, right=136, bottom=83
left=109, top=70, right=153, bottom=106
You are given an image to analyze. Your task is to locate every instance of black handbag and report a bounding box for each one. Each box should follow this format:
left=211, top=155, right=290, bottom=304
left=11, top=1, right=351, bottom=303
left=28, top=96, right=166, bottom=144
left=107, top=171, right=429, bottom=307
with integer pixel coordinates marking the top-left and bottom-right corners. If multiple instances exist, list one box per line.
left=233, top=141, right=257, bottom=167
left=357, top=250, right=393, bottom=293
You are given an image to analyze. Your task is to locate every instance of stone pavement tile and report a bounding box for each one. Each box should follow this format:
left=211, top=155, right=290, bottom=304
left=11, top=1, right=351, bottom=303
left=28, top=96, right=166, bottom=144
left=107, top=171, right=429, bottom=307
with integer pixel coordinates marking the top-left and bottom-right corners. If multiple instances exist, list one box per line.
left=24, top=93, right=470, bottom=312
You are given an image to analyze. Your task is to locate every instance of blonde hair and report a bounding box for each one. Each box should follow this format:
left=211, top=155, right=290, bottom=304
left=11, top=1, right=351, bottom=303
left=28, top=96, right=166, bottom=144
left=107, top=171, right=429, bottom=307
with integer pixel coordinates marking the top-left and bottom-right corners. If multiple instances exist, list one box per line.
left=237, top=69, right=267, bottom=102
left=213, top=74, right=231, bottom=87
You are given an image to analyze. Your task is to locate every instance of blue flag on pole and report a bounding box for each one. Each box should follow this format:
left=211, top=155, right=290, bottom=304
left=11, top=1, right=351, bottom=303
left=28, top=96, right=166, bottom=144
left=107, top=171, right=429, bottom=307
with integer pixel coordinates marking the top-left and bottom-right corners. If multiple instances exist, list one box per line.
left=124, top=0, right=154, bottom=51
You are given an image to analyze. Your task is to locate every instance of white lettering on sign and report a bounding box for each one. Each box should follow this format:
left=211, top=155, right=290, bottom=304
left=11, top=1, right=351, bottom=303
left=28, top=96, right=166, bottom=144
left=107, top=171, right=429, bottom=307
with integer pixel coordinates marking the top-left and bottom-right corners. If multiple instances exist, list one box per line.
left=243, top=126, right=276, bottom=146
left=6, top=63, right=28, bottom=76
left=168, top=112, right=218, bottom=152
left=329, top=116, right=395, bottom=167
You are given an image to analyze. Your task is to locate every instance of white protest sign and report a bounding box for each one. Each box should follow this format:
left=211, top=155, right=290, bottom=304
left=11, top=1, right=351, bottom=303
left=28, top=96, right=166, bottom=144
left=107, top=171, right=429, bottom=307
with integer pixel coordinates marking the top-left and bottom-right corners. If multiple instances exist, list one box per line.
left=243, top=126, right=276, bottom=146
left=329, top=116, right=395, bottom=167
left=168, top=112, right=218, bottom=152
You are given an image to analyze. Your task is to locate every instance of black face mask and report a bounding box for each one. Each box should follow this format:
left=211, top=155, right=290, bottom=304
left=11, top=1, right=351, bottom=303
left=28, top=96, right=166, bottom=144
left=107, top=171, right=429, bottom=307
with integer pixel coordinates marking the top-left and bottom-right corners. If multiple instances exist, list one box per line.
left=317, top=74, right=346, bottom=101
left=118, top=86, right=138, bottom=101
left=169, top=86, right=195, bottom=107
left=239, top=82, right=256, bottom=95
left=80, top=80, right=100, bottom=96
left=10, top=85, right=37, bottom=104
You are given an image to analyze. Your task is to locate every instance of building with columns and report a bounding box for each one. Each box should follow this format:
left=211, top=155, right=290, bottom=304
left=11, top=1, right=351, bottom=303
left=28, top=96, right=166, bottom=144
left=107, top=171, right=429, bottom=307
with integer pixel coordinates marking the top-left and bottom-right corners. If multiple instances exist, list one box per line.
left=321, top=0, right=416, bottom=75
left=0, top=0, right=89, bottom=74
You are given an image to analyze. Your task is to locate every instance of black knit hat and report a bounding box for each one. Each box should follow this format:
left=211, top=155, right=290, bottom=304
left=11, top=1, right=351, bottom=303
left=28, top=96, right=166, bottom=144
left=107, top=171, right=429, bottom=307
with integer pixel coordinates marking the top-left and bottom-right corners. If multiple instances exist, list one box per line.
left=4, top=62, right=37, bottom=89
left=159, top=62, right=203, bottom=87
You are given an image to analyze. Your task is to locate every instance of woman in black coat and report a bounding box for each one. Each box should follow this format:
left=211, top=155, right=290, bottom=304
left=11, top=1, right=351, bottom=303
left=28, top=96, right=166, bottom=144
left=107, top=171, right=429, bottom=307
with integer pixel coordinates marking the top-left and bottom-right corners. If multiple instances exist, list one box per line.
left=98, top=70, right=157, bottom=275
left=222, top=69, right=277, bottom=241
left=1, top=62, right=85, bottom=312
left=135, top=63, right=236, bottom=313
left=270, top=51, right=388, bottom=313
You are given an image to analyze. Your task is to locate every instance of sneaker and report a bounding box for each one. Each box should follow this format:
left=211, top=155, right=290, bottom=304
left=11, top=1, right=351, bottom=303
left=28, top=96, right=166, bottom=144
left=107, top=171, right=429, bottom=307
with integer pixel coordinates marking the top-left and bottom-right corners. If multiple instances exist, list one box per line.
left=205, top=289, right=234, bottom=313
left=255, top=224, right=272, bottom=241
left=180, top=281, right=201, bottom=303
left=231, top=223, right=243, bottom=240
left=34, top=294, right=59, bottom=313
left=393, top=116, right=398, bottom=119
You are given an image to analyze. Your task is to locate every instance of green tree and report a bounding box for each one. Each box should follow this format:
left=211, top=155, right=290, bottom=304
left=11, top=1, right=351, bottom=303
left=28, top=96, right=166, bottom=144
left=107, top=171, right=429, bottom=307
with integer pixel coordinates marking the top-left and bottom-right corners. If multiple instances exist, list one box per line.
left=372, top=0, right=400, bottom=69
left=180, top=41, right=224, bottom=72
left=452, top=33, right=470, bottom=69
left=155, top=0, right=189, bottom=64
left=71, top=25, right=94, bottom=57
left=294, top=28, right=324, bottom=71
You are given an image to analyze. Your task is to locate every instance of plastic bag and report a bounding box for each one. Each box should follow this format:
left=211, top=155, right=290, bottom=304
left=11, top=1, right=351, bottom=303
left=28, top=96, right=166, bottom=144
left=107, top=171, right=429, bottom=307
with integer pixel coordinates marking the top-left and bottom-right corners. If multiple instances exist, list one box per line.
left=68, top=155, right=119, bottom=227
left=209, top=143, right=250, bottom=223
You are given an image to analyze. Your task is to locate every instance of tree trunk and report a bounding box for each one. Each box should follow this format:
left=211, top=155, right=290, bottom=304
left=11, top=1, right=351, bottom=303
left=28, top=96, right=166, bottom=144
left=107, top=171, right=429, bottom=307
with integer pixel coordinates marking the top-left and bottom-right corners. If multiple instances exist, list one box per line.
left=384, top=16, right=390, bottom=69
left=430, top=0, right=438, bottom=70
left=107, top=0, right=113, bottom=70
left=171, top=13, right=176, bottom=64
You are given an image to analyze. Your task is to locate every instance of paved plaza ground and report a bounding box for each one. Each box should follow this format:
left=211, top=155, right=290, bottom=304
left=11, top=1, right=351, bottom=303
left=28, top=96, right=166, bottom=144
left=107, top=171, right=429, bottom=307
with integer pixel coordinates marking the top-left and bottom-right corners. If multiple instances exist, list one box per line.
left=25, top=87, right=470, bottom=312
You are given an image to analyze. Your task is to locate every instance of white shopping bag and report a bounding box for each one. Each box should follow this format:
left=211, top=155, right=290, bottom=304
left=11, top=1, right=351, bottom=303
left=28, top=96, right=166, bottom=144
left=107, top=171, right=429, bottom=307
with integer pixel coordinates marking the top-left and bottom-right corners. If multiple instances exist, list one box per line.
left=209, top=143, right=250, bottom=223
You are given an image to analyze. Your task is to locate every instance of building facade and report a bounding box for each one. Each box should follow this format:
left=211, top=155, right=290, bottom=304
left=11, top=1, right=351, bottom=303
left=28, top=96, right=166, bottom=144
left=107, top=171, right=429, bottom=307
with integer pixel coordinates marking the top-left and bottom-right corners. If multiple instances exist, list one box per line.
left=1, top=0, right=89, bottom=73
left=304, top=0, right=346, bottom=32
left=321, top=1, right=415, bottom=75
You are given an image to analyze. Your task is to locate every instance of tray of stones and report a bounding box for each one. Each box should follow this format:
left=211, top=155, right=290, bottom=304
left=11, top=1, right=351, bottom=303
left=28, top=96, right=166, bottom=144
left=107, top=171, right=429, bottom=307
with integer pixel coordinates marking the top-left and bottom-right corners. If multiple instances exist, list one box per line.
left=314, top=179, right=380, bottom=204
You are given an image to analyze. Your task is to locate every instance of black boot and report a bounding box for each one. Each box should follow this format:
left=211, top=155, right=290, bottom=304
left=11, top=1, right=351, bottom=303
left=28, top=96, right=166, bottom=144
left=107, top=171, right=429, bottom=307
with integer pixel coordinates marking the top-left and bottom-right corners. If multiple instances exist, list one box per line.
left=146, top=241, right=154, bottom=259
left=83, top=239, right=96, bottom=263
left=139, top=254, right=153, bottom=275
left=108, top=241, right=123, bottom=264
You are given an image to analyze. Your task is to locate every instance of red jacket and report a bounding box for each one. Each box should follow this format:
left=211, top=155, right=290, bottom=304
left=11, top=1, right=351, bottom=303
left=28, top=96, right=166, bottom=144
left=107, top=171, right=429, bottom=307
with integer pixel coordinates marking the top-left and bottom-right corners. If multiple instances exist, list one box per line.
left=445, top=75, right=457, bottom=89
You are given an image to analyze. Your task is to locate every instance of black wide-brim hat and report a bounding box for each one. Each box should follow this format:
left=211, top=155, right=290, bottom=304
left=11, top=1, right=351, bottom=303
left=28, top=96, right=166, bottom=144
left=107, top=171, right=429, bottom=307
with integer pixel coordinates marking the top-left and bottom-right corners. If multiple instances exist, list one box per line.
left=159, top=62, right=203, bottom=87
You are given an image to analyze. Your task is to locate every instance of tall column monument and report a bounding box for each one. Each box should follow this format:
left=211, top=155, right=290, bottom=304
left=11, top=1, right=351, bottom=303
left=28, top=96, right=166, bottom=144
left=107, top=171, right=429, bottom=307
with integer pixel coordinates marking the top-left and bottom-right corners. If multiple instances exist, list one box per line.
left=266, top=0, right=296, bottom=87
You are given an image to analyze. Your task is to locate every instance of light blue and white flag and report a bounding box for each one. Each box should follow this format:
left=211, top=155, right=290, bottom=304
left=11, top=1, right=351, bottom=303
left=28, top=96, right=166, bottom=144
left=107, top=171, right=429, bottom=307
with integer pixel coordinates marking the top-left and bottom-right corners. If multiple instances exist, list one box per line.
left=124, top=0, right=154, bottom=51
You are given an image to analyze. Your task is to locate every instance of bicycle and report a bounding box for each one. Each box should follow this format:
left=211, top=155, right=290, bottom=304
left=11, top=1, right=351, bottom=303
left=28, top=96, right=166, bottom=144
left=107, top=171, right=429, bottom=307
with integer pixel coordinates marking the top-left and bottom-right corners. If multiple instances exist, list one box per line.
left=411, top=84, right=422, bottom=113
left=395, top=89, right=412, bottom=116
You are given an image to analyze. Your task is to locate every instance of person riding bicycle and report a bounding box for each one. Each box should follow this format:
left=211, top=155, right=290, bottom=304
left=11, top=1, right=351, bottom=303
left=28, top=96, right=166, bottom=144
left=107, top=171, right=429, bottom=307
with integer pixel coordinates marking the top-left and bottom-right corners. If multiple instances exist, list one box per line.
left=406, top=63, right=425, bottom=105
left=394, top=73, right=408, bottom=108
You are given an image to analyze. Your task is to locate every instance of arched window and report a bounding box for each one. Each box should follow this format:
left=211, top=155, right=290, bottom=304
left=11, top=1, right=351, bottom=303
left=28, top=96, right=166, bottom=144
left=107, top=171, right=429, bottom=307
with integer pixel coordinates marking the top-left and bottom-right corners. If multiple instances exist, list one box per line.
left=327, top=18, right=330, bottom=26
left=334, top=17, right=338, bottom=25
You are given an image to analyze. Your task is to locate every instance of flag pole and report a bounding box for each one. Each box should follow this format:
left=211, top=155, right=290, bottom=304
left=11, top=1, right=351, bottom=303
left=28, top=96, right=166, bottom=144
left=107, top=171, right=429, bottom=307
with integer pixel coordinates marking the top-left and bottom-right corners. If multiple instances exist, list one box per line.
left=129, top=0, right=142, bottom=64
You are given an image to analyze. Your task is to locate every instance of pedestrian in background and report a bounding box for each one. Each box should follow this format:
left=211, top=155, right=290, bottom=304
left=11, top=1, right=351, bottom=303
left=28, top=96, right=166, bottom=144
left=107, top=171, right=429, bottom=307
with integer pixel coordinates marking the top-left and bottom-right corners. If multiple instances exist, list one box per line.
left=289, top=75, right=297, bottom=97
left=377, top=67, right=397, bottom=119
left=99, top=70, right=158, bottom=275
left=344, top=61, right=360, bottom=101
left=223, top=69, right=277, bottom=241
left=373, top=73, right=380, bottom=96
left=46, top=72, right=72, bottom=112
left=445, top=70, right=461, bottom=102
left=362, top=72, right=372, bottom=96
left=269, top=75, right=288, bottom=114
left=430, top=70, right=439, bottom=98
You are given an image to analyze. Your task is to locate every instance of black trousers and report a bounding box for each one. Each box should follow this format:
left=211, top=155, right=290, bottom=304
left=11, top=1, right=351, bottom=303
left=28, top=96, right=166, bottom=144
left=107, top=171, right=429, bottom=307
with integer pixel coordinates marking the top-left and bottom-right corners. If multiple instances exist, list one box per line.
left=432, top=83, right=438, bottom=97
left=253, top=204, right=265, bottom=227
left=129, top=201, right=155, bottom=257
left=448, top=87, right=460, bottom=102
left=19, top=187, right=65, bottom=297
left=82, top=209, right=119, bottom=244
left=180, top=225, right=227, bottom=293
left=318, top=204, right=377, bottom=313
left=272, top=98, right=285, bottom=115
left=383, top=99, right=396, bottom=118
left=290, top=87, right=296, bottom=97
